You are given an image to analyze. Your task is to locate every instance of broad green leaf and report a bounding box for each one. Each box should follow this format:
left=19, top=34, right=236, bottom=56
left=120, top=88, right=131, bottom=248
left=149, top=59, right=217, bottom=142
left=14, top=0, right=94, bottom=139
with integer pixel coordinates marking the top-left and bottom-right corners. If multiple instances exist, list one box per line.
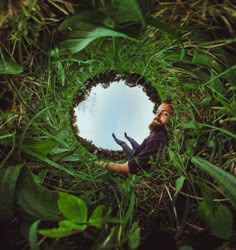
left=54, top=27, right=136, bottom=56
left=211, top=204, right=233, bottom=239
left=0, top=51, right=23, bottom=75
left=106, top=0, right=145, bottom=27
left=16, top=166, right=61, bottom=220
left=53, top=8, right=139, bottom=56
left=58, top=192, right=88, bottom=224
left=0, top=164, right=24, bottom=220
left=66, top=27, right=137, bottom=40
left=128, top=222, right=140, bottom=249
left=39, top=220, right=86, bottom=238
left=24, top=139, right=58, bottom=156
left=175, top=176, right=186, bottom=192
left=198, top=200, right=233, bottom=240
left=198, top=200, right=213, bottom=224
left=56, top=38, right=96, bottom=56
left=29, top=220, right=41, bottom=250
left=89, top=205, right=105, bottom=229
left=58, top=10, right=108, bottom=31
left=192, top=157, right=236, bottom=208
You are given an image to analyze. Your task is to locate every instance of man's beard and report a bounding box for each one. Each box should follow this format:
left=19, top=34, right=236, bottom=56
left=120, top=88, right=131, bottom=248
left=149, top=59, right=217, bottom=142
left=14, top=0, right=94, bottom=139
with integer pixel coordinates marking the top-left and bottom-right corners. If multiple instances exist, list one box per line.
left=149, top=119, right=163, bottom=132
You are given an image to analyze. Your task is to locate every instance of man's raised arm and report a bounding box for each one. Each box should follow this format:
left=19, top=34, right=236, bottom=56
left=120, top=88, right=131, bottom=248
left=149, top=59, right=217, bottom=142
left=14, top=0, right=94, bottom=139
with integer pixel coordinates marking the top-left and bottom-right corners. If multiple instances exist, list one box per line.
left=96, top=161, right=130, bottom=173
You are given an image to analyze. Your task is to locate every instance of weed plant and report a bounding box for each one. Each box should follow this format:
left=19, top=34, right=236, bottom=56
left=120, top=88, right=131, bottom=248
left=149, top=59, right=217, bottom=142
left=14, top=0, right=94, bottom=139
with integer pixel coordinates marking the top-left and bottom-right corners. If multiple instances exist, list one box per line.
left=0, top=1, right=236, bottom=249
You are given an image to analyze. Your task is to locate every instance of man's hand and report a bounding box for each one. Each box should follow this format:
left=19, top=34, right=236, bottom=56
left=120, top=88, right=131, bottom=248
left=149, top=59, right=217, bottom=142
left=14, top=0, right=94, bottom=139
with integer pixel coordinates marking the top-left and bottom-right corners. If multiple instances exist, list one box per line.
left=95, top=160, right=108, bottom=168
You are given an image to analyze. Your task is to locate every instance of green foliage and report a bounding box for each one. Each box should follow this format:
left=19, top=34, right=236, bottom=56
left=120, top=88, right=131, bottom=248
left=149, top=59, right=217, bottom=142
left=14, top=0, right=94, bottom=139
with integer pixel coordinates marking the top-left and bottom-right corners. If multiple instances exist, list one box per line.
left=0, top=50, right=23, bottom=74
left=175, top=176, right=186, bottom=192
left=51, top=0, right=180, bottom=57
left=0, top=165, right=60, bottom=221
left=198, top=184, right=233, bottom=240
left=58, top=192, right=88, bottom=224
left=104, top=0, right=146, bottom=26
left=89, top=205, right=105, bottom=229
left=127, top=222, right=141, bottom=249
left=1, top=0, right=236, bottom=248
left=39, top=220, right=86, bottom=238
left=51, top=8, right=138, bottom=57
left=28, top=220, right=41, bottom=250
left=0, top=164, right=24, bottom=220
left=192, top=157, right=236, bottom=208
left=39, top=192, right=120, bottom=239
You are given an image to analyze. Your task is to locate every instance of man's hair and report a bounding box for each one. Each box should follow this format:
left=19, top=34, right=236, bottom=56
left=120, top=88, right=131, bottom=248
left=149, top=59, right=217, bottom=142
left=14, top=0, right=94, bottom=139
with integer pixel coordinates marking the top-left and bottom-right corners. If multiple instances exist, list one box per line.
left=162, top=99, right=174, bottom=113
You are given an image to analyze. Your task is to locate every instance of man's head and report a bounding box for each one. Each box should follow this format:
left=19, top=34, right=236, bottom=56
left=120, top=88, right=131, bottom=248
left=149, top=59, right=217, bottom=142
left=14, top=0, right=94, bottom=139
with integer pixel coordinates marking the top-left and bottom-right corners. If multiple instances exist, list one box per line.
left=149, top=100, right=173, bottom=131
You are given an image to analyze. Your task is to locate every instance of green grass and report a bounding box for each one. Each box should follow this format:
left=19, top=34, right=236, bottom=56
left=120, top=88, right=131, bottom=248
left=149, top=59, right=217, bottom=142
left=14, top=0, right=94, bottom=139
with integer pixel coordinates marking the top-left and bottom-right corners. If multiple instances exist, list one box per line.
left=0, top=0, right=236, bottom=249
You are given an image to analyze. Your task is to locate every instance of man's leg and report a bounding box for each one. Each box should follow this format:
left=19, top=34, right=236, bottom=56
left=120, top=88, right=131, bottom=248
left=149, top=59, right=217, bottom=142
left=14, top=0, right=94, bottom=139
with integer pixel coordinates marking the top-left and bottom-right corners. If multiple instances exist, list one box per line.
left=124, top=132, right=140, bottom=150
left=112, top=133, right=134, bottom=158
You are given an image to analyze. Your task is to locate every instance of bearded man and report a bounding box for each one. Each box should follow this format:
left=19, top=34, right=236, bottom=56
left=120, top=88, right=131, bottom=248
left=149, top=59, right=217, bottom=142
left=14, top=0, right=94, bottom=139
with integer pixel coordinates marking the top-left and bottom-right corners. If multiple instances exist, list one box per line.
left=96, top=100, right=173, bottom=174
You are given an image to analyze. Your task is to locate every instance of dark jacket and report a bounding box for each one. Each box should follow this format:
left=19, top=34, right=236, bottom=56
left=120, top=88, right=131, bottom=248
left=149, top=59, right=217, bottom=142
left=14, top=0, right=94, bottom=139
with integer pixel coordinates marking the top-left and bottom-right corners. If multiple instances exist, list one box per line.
left=128, top=126, right=168, bottom=174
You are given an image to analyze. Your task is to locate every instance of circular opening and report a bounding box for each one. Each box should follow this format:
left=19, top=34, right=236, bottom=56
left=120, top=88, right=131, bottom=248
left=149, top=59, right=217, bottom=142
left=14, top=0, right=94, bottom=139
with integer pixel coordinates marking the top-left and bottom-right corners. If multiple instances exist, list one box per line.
left=71, top=72, right=161, bottom=159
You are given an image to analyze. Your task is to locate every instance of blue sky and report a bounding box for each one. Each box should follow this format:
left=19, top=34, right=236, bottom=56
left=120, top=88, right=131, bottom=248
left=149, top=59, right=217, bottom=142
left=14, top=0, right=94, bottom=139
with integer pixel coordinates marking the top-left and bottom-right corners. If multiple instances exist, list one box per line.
left=74, top=80, right=155, bottom=150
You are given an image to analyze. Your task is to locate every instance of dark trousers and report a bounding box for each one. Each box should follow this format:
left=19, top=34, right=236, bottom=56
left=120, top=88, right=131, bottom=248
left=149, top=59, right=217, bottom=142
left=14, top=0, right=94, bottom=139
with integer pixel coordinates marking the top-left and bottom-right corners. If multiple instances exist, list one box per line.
left=113, top=134, right=140, bottom=160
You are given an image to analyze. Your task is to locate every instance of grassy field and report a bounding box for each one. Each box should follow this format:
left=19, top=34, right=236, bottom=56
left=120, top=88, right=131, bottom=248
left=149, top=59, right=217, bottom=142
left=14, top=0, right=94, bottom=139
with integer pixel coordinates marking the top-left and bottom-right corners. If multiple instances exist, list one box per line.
left=0, top=1, right=236, bottom=249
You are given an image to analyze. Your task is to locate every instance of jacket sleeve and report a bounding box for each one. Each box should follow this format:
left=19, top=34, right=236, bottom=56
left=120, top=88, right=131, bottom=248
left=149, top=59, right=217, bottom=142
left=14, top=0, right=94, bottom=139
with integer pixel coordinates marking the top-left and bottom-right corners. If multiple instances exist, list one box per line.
left=128, top=139, right=166, bottom=174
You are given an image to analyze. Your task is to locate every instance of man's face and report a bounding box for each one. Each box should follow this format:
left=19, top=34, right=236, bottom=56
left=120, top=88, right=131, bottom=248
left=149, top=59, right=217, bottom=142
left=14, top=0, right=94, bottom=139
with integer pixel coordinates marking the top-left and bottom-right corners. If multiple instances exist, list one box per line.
left=149, top=102, right=172, bottom=131
left=153, top=103, right=172, bottom=124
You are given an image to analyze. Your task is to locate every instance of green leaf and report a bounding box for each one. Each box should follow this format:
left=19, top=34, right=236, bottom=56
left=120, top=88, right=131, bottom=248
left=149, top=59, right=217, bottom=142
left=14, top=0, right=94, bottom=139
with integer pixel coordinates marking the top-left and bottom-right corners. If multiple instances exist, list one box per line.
left=55, top=37, right=99, bottom=56
left=66, top=27, right=137, bottom=40
left=24, top=139, right=58, bottom=156
left=58, top=192, right=88, bottom=224
left=211, top=204, right=233, bottom=239
left=128, top=222, right=140, bottom=249
left=54, top=27, right=136, bottom=56
left=175, top=176, right=186, bottom=192
left=89, top=205, right=105, bottom=229
left=53, top=8, right=138, bottom=56
left=29, top=220, right=41, bottom=250
left=123, top=191, right=136, bottom=229
left=192, top=157, right=236, bottom=208
left=198, top=200, right=233, bottom=240
left=16, top=166, right=61, bottom=220
left=198, top=200, right=213, bottom=224
left=106, top=0, right=145, bottom=27
left=39, top=220, right=86, bottom=238
left=58, top=10, right=108, bottom=31
left=0, top=51, right=23, bottom=75
left=0, top=164, right=24, bottom=220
